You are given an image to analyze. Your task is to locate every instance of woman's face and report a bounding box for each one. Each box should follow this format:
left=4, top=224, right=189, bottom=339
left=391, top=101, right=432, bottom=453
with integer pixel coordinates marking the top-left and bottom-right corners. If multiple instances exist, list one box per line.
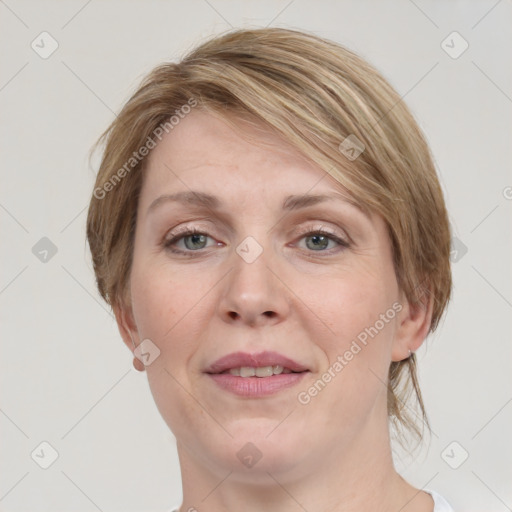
left=120, top=110, right=414, bottom=482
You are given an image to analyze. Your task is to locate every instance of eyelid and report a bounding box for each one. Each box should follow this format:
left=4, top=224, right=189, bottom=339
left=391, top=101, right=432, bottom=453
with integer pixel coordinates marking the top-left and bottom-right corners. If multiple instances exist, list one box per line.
left=162, top=221, right=351, bottom=255
left=164, top=222, right=347, bottom=241
left=163, top=225, right=216, bottom=246
left=292, top=227, right=350, bottom=253
left=293, top=223, right=350, bottom=244
left=294, top=224, right=339, bottom=237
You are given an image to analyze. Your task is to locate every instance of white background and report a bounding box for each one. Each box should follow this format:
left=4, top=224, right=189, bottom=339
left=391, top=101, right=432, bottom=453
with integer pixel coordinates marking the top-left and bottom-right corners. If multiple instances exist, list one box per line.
left=1, top=1, right=511, bottom=511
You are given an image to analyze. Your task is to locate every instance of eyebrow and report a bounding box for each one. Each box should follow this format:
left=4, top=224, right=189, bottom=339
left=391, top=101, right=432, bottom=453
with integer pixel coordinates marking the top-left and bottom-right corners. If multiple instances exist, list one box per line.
left=147, top=191, right=368, bottom=216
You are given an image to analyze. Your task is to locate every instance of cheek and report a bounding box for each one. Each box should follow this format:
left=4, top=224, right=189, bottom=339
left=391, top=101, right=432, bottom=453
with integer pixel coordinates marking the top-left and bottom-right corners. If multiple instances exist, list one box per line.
left=297, top=267, right=399, bottom=410
left=130, top=256, right=200, bottom=338
left=129, top=262, right=215, bottom=434
left=129, top=259, right=220, bottom=375
left=300, top=266, right=397, bottom=352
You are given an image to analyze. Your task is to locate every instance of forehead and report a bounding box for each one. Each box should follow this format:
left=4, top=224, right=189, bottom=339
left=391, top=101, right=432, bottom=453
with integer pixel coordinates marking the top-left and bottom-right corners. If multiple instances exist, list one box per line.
left=141, top=110, right=355, bottom=203
left=147, top=110, right=324, bottom=180
left=136, top=110, right=381, bottom=242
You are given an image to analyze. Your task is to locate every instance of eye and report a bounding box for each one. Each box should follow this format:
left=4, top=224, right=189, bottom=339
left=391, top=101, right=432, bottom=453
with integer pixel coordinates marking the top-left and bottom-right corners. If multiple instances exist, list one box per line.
left=296, top=228, right=350, bottom=253
left=163, top=228, right=217, bottom=254
left=162, top=226, right=350, bottom=256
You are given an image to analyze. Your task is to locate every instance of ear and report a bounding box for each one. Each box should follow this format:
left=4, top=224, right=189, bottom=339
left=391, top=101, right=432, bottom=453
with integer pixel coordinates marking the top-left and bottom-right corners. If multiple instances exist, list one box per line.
left=113, top=299, right=139, bottom=354
left=391, top=287, right=434, bottom=362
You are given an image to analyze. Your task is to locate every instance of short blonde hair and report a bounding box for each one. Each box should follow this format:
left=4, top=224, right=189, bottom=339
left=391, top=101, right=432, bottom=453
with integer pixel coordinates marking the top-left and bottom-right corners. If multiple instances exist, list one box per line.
left=86, top=27, right=452, bottom=442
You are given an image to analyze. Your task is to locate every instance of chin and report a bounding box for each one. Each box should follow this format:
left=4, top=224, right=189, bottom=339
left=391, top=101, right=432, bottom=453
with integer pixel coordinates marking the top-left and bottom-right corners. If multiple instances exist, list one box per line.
left=204, top=417, right=311, bottom=479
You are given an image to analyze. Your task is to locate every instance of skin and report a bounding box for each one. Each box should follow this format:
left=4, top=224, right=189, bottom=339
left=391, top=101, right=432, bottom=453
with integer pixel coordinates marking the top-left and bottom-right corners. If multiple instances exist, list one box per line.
left=115, top=110, right=435, bottom=512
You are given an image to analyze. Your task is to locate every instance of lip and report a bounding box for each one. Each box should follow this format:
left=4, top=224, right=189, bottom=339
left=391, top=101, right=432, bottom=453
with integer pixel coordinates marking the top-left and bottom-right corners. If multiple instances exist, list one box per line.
left=205, top=350, right=309, bottom=374
left=204, top=351, right=310, bottom=398
left=209, top=372, right=307, bottom=397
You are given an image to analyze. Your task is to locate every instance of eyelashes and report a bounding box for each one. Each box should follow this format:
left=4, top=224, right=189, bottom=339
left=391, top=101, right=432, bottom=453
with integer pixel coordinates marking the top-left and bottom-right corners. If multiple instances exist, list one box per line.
left=164, top=228, right=216, bottom=254
left=162, top=226, right=350, bottom=257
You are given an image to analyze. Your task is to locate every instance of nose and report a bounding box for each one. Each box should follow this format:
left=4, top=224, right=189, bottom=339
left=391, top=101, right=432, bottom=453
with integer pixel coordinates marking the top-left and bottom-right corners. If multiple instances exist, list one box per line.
left=217, top=240, right=290, bottom=328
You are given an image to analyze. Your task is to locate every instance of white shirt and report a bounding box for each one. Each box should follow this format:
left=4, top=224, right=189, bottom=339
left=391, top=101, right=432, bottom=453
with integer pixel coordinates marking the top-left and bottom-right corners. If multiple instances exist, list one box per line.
left=426, top=489, right=455, bottom=511
left=170, top=489, right=454, bottom=512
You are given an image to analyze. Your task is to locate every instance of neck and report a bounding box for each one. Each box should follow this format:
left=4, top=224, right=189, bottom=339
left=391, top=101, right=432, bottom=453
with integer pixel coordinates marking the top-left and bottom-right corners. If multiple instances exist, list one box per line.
left=175, top=417, right=429, bottom=512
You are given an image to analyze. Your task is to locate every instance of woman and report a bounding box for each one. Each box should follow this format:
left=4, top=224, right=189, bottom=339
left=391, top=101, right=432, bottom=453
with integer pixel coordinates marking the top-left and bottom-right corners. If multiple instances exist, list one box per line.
left=87, top=27, right=454, bottom=511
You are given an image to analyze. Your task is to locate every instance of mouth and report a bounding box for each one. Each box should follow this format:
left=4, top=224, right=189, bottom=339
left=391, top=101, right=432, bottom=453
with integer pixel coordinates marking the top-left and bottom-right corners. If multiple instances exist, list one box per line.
left=220, top=365, right=297, bottom=377
left=204, top=351, right=310, bottom=397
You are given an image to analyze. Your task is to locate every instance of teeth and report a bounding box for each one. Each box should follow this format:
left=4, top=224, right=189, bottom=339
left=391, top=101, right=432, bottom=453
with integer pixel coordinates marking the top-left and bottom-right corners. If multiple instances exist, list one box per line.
left=255, top=366, right=273, bottom=377
left=228, top=365, right=287, bottom=377
left=239, top=367, right=255, bottom=377
left=273, top=365, right=284, bottom=375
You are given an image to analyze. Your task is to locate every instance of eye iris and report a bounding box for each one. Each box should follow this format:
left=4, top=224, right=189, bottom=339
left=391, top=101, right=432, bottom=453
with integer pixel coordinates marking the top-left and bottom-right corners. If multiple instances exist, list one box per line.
left=184, top=234, right=207, bottom=250
left=173, top=231, right=338, bottom=252
left=306, top=234, right=329, bottom=250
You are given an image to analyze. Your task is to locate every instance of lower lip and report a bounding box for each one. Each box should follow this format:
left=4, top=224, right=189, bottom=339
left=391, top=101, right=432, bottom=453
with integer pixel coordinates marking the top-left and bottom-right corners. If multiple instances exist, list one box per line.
left=208, top=372, right=308, bottom=397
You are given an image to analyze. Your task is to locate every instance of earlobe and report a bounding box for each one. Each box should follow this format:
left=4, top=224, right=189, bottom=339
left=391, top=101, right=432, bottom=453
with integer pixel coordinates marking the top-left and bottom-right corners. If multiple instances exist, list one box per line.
left=391, top=289, right=433, bottom=362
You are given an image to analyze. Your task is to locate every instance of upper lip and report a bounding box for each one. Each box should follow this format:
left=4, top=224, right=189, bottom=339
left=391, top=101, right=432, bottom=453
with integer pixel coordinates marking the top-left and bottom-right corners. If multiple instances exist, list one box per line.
left=205, top=351, right=309, bottom=374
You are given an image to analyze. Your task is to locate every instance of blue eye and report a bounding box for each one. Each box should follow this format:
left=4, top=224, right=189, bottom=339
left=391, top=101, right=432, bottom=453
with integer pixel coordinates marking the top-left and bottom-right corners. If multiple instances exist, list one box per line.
left=304, top=233, right=335, bottom=251
left=163, top=228, right=349, bottom=256
left=298, top=230, right=350, bottom=252
left=180, top=233, right=209, bottom=250
left=164, top=228, right=213, bottom=253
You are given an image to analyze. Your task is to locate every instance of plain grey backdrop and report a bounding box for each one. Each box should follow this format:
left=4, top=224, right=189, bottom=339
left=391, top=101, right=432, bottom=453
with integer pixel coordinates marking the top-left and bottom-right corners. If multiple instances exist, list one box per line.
left=1, top=1, right=511, bottom=511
